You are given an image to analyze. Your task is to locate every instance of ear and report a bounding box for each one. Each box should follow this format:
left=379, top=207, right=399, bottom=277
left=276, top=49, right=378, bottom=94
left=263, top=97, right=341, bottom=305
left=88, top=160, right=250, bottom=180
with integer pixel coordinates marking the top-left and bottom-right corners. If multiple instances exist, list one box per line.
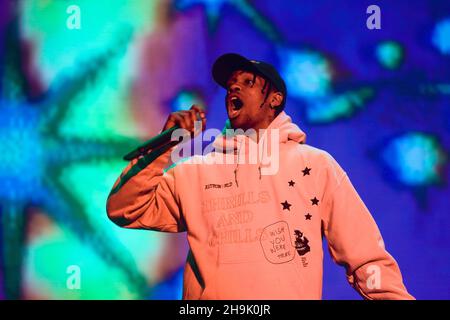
left=270, top=91, right=284, bottom=108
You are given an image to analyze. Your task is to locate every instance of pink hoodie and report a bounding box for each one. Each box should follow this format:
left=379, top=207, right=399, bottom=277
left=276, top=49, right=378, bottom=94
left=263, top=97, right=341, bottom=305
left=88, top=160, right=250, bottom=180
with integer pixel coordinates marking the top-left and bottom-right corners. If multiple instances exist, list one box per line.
left=107, top=111, right=414, bottom=300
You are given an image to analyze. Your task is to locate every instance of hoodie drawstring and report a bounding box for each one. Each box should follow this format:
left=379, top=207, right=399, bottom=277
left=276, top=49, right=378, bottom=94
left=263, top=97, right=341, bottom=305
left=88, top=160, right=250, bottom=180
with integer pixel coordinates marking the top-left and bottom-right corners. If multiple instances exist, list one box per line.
left=258, top=136, right=266, bottom=181
left=234, top=139, right=243, bottom=188
left=234, top=135, right=265, bottom=187
left=217, top=112, right=307, bottom=190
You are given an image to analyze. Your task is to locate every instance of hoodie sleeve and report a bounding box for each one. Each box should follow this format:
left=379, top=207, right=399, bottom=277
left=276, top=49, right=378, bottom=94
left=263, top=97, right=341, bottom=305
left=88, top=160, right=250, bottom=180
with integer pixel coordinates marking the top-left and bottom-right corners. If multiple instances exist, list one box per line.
left=321, top=154, right=414, bottom=300
left=106, top=147, right=185, bottom=233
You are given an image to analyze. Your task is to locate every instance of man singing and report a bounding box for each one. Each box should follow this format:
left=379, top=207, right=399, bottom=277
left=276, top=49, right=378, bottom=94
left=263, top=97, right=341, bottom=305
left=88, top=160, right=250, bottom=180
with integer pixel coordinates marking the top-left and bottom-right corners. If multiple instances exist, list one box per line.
left=107, top=53, right=414, bottom=300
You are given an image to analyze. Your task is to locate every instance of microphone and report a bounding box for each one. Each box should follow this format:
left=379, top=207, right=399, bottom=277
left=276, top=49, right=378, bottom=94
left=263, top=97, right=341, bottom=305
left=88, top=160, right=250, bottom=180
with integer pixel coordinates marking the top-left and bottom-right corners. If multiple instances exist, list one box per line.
left=123, top=109, right=204, bottom=161
left=123, top=125, right=185, bottom=161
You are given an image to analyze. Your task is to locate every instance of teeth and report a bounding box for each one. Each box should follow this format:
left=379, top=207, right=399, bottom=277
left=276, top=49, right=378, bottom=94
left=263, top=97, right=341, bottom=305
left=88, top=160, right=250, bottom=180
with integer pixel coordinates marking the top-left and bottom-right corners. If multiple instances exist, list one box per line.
left=231, top=97, right=238, bottom=101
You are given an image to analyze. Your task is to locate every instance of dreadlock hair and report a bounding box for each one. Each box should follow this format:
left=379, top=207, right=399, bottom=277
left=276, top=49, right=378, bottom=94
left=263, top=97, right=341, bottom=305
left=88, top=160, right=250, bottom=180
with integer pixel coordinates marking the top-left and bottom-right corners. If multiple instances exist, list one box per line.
left=249, top=71, right=284, bottom=115
left=259, top=78, right=272, bottom=109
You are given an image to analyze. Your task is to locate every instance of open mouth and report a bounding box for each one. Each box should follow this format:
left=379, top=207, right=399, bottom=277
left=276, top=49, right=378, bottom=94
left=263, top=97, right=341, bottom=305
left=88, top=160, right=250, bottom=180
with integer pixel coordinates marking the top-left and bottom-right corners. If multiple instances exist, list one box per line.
left=228, top=96, right=244, bottom=119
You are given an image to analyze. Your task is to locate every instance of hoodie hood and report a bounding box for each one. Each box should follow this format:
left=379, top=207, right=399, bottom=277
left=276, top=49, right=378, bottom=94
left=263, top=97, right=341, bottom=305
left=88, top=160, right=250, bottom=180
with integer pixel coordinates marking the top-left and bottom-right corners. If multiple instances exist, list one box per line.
left=212, top=111, right=306, bottom=187
left=213, top=111, right=306, bottom=152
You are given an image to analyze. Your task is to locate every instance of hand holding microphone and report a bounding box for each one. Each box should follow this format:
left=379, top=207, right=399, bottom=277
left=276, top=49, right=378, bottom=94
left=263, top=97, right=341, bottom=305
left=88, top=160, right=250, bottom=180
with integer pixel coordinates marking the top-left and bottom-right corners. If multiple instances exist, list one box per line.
left=161, top=104, right=206, bottom=136
left=123, top=105, right=206, bottom=161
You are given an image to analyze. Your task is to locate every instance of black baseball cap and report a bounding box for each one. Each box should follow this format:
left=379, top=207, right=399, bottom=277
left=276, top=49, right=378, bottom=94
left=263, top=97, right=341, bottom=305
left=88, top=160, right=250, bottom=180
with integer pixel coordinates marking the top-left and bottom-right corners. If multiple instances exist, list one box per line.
left=212, top=53, right=287, bottom=106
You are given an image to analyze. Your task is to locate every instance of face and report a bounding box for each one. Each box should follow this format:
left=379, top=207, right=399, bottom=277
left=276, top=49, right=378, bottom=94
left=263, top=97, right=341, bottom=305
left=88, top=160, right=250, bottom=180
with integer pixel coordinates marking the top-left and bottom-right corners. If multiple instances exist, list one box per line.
left=225, top=70, right=279, bottom=131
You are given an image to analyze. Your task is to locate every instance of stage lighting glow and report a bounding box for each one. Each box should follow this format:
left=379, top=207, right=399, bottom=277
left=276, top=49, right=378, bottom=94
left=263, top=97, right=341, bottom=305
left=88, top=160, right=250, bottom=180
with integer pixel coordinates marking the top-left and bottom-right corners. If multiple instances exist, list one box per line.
left=174, top=0, right=278, bottom=39
left=0, top=8, right=147, bottom=298
left=432, top=18, right=450, bottom=55
left=150, top=267, right=184, bottom=299
left=0, top=96, right=146, bottom=299
left=0, top=104, right=43, bottom=202
left=175, top=0, right=226, bottom=24
left=280, top=49, right=332, bottom=99
left=22, top=0, right=158, bottom=81
left=381, top=133, right=446, bottom=187
left=376, top=41, right=403, bottom=69
left=170, top=90, right=205, bottom=112
left=306, top=88, right=373, bottom=123
left=420, top=83, right=450, bottom=95
left=24, top=223, right=137, bottom=299
left=58, top=161, right=165, bottom=280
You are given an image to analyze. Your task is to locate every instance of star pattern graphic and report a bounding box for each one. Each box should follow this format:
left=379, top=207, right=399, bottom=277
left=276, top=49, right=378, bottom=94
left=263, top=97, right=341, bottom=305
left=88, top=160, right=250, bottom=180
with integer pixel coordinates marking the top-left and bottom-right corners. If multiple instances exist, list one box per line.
left=0, top=17, right=146, bottom=299
left=305, top=213, right=312, bottom=220
left=281, top=200, right=292, bottom=211
left=288, top=180, right=295, bottom=187
left=311, top=197, right=319, bottom=206
left=302, top=167, right=311, bottom=176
